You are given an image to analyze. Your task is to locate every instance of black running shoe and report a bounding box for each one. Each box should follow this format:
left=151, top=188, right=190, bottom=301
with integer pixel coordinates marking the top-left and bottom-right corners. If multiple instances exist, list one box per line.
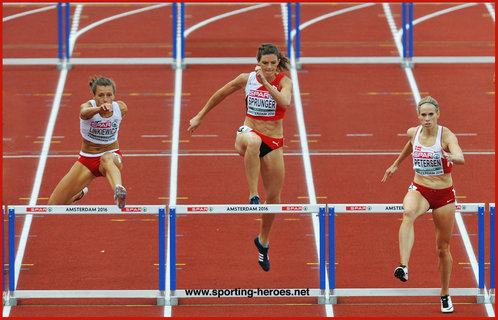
left=254, top=237, right=270, bottom=272
left=394, top=265, right=408, bottom=282
left=250, top=195, right=260, bottom=204
left=440, top=295, right=454, bottom=313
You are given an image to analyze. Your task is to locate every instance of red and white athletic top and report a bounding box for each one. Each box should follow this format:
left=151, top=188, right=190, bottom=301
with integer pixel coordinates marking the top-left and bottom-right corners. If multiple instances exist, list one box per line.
left=245, top=72, right=286, bottom=121
left=412, top=125, right=453, bottom=176
left=80, top=100, right=122, bottom=145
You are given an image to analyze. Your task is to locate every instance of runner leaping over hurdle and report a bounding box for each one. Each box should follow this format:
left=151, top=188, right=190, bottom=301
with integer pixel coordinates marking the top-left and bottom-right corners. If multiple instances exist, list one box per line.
left=382, top=96, right=465, bottom=313
left=187, top=43, right=292, bottom=272
left=48, top=75, right=128, bottom=209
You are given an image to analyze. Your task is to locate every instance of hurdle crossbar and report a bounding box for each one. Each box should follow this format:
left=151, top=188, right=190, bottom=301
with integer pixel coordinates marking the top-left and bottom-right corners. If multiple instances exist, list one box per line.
left=327, top=203, right=487, bottom=304
left=168, top=204, right=327, bottom=305
left=4, top=205, right=167, bottom=307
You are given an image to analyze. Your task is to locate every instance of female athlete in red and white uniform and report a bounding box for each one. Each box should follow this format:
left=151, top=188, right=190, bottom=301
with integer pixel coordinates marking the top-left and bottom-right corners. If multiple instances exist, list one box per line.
left=48, top=76, right=128, bottom=209
left=382, top=96, right=464, bottom=313
left=188, top=43, right=292, bottom=272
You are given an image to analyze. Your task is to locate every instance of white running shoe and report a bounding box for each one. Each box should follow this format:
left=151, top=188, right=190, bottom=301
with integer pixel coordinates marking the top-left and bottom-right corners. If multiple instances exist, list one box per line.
left=114, top=185, right=127, bottom=209
left=394, top=265, right=408, bottom=282
left=440, top=295, right=454, bottom=313
left=72, top=187, right=88, bottom=204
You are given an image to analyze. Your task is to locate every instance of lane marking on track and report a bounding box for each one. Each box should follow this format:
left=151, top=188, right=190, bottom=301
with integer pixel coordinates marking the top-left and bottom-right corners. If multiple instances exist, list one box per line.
left=162, top=139, right=189, bottom=143
left=346, top=133, right=373, bottom=137
left=2, top=4, right=56, bottom=22
left=141, top=134, right=169, bottom=138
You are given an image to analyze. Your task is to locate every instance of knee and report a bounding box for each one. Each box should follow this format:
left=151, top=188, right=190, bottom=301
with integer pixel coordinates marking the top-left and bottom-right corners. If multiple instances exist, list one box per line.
left=436, top=244, right=451, bottom=259
left=402, top=208, right=417, bottom=222
left=246, top=135, right=261, bottom=151
left=100, top=152, right=115, bottom=167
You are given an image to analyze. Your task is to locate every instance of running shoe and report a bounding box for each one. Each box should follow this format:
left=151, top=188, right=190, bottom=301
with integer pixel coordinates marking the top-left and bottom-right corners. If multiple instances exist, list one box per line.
left=254, top=237, right=270, bottom=272
left=72, top=187, right=88, bottom=204
left=394, top=265, right=408, bottom=282
left=114, top=185, right=127, bottom=209
left=250, top=195, right=260, bottom=204
left=440, top=295, right=454, bottom=313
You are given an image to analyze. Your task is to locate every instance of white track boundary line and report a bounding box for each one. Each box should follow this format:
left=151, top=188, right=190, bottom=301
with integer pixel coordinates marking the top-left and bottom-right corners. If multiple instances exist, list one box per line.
left=283, top=3, right=334, bottom=317
left=2, top=4, right=56, bottom=22
left=2, top=7, right=81, bottom=316
left=384, top=4, right=495, bottom=317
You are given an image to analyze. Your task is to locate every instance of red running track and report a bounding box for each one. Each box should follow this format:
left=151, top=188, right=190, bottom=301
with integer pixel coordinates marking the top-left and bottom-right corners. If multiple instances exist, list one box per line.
left=2, top=3, right=495, bottom=318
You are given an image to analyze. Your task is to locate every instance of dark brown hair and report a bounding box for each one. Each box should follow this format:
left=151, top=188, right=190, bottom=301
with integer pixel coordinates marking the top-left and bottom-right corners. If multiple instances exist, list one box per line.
left=257, top=43, right=290, bottom=71
left=89, top=75, right=116, bottom=95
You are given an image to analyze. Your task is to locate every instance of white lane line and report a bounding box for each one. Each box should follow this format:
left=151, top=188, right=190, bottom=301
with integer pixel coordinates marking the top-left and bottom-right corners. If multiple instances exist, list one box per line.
left=485, top=3, right=495, bottom=22
left=184, top=3, right=270, bottom=38
left=2, top=6, right=81, bottom=315
left=141, top=134, right=169, bottom=138
left=283, top=3, right=334, bottom=317
left=346, top=133, right=373, bottom=137
left=384, top=4, right=495, bottom=317
left=2, top=4, right=56, bottom=22
left=69, top=3, right=169, bottom=54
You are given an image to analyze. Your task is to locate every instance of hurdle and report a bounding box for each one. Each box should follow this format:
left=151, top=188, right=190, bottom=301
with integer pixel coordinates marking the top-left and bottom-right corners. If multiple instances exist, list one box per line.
left=327, top=203, right=488, bottom=304
left=167, top=204, right=327, bottom=305
left=401, top=3, right=414, bottom=68
left=56, top=3, right=71, bottom=70
left=3, top=205, right=167, bottom=306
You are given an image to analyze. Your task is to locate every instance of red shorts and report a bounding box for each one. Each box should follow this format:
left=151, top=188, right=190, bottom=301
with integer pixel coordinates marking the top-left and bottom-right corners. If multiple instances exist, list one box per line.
left=409, top=182, right=456, bottom=210
left=237, top=125, right=284, bottom=157
left=78, top=150, right=122, bottom=177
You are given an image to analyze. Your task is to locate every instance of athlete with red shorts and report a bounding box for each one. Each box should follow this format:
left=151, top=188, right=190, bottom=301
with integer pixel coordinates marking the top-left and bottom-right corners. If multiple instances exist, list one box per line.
left=188, top=43, right=292, bottom=272
left=48, top=76, right=128, bottom=209
left=382, top=96, right=465, bottom=313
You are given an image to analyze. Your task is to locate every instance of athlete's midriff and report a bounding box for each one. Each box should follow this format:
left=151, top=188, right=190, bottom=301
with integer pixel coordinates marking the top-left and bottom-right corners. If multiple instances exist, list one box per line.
left=81, top=139, right=120, bottom=155
left=413, top=172, right=453, bottom=190
left=243, top=117, right=283, bottom=139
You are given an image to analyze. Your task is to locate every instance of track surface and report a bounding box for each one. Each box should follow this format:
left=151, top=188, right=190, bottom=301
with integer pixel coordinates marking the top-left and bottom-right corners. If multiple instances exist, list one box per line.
left=2, top=3, right=495, bottom=318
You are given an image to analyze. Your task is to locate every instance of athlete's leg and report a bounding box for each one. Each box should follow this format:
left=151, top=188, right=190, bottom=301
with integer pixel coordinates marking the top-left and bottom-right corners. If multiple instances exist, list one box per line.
left=48, top=162, right=95, bottom=205
left=235, top=132, right=262, bottom=199
left=399, top=189, right=430, bottom=267
left=258, top=148, right=285, bottom=245
left=99, top=152, right=124, bottom=191
left=432, top=203, right=456, bottom=296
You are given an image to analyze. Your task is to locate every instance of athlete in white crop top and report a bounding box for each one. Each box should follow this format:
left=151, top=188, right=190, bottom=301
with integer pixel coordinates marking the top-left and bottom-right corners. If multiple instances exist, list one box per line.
left=382, top=96, right=464, bottom=313
left=48, top=76, right=128, bottom=208
left=187, top=43, right=292, bottom=272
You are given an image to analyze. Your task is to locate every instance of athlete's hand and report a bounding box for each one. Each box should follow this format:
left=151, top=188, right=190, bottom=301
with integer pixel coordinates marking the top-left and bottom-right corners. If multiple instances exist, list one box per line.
left=187, top=115, right=202, bottom=133
left=255, top=65, right=266, bottom=84
left=100, top=102, right=113, bottom=112
left=381, top=165, right=397, bottom=182
left=441, top=149, right=453, bottom=166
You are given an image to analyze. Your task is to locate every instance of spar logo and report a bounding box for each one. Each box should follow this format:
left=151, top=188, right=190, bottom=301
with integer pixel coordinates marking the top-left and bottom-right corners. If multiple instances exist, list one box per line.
left=345, top=206, right=372, bottom=212
left=91, top=121, right=112, bottom=128
left=187, top=207, right=209, bottom=212
left=413, top=151, right=434, bottom=159
left=121, top=207, right=145, bottom=213
left=282, top=206, right=304, bottom=212
left=26, top=207, right=47, bottom=213
left=249, top=90, right=271, bottom=99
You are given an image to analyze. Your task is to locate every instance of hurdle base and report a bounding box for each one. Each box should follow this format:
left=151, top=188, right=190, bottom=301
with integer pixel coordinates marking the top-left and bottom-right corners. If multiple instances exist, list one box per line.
left=3, top=292, right=18, bottom=306
left=490, top=289, right=495, bottom=304
left=401, top=58, right=414, bottom=69
left=171, top=60, right=186, bottom=70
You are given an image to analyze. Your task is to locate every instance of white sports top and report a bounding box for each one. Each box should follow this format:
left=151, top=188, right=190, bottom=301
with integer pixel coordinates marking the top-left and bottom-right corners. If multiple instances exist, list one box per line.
left=80, top=100, right=122, bottom=145
left=412, top=125, right=452, bottom=176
